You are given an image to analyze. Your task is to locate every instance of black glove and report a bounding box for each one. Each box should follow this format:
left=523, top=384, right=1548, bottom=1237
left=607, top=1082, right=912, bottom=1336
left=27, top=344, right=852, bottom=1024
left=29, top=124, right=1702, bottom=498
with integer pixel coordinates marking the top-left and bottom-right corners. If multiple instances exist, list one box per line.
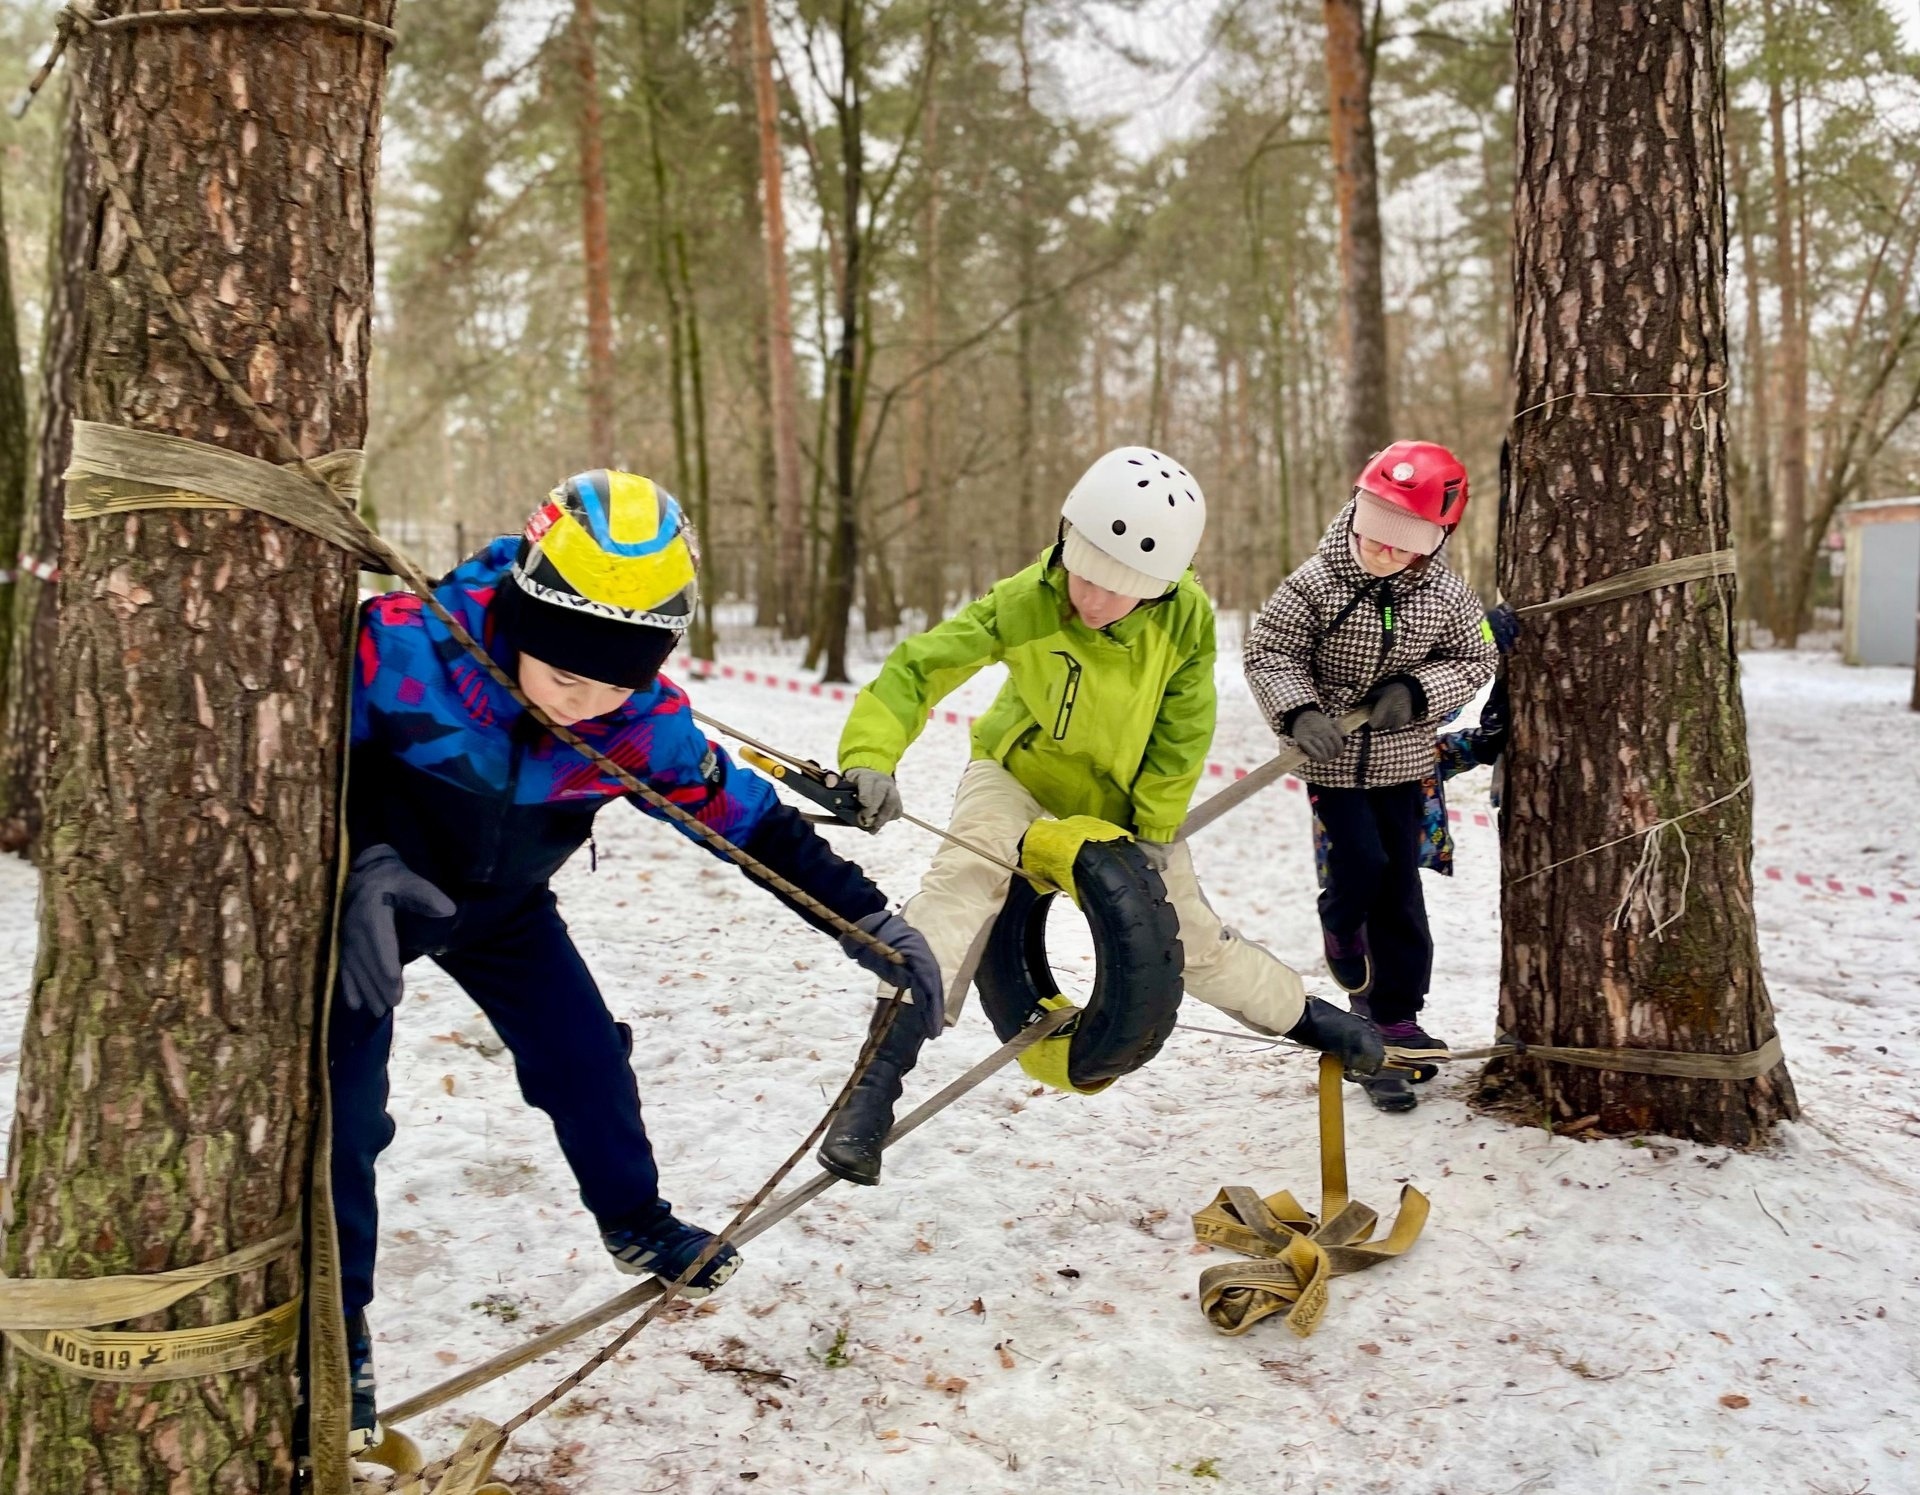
left=1284, top=997, right=1385, bottom=1078
left=1486, top=603, right=1521, bottom=656
left=339, top=845, right=455, bottom=1022
left=841, top=911, right=945, bottom=1041
left=1363, top=680, right=1417, bottom=732
left=1288, top=709, right=1347, bottom=763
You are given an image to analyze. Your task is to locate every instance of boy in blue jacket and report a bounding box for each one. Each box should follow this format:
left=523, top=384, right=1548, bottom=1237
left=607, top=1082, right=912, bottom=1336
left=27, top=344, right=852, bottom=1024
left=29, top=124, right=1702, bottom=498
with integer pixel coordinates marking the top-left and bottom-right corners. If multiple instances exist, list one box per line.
left=334, top=470, right=941, bottom=1457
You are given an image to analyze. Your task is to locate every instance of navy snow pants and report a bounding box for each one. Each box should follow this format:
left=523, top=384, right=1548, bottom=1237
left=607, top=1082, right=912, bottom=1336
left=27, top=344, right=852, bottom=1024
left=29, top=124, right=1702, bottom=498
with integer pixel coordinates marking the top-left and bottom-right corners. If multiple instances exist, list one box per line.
left=1307, top=780, right=1433, bottom=1026
left=329, top=887, right=664, bottom=1320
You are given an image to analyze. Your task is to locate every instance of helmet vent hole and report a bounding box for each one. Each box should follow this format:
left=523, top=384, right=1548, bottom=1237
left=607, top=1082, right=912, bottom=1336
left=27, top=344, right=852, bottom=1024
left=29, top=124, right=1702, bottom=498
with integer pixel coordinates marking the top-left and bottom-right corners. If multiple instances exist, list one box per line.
left=1111, top=519, right=1127, bottom=536
left=1167, top=495, right=1176, bottom=506
left=1140, top=537, right=1156, bottom=552
left=1136, top=479, right=1150, bottom=488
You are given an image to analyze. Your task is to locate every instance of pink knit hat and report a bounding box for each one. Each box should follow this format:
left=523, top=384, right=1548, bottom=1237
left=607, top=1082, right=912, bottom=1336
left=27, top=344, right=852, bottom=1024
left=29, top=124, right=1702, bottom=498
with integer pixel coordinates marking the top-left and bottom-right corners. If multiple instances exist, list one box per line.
left=1351, top=491, right=1444, bottom=554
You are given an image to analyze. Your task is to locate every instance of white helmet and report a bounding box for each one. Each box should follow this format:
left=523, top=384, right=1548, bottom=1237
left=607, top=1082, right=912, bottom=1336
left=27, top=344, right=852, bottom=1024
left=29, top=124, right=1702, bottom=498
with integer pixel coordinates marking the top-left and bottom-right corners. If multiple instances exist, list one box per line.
left=1058, top=446, right=1207, bottom=597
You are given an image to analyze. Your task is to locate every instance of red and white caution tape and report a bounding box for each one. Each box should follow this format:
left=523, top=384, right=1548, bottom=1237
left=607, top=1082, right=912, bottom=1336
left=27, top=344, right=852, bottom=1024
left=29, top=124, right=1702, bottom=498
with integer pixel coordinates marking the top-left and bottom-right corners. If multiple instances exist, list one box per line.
left=12, top=552, right=59, bottom=583
left=679, top=652, right=1918, bottom=912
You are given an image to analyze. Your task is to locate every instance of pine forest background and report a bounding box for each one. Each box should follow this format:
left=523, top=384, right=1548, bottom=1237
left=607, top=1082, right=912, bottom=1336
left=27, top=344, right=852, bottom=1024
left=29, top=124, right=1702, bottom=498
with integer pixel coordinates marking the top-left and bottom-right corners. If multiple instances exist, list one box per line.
left=3, top=0, right=1919, bottom=678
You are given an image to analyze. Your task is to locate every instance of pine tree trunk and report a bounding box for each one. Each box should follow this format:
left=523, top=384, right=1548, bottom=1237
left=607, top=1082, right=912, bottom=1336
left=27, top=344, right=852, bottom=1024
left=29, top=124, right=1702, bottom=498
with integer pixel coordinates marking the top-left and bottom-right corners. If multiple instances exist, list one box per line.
left=1729, top=122, right=1775, bottom=638
left=730, top=1, right=780, bottom=632
left=1764, top=0, right=1808, bottom=646
left=748, top=0, right=810, bottom=638
left=576, top=0, right=617, bottom=468
left=0, top=88, right=89, bottom=859
left=910, top=54, right=944, bottom=628
left=0, top=169, right=29, bottom=770
left=0, top=9, right=391, bottom=1491
left=820, top=0, right=864, bottom=684
left=1323, top=0, right=1390, bottom=480
left=1491, top=0, right=1796, bottom=1147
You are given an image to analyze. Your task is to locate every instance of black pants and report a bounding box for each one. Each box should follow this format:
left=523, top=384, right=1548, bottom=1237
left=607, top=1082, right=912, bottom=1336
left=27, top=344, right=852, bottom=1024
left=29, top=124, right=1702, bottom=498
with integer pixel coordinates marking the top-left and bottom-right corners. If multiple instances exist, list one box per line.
left=329, top=887, right=662, bottom=1321
left=1307, top=781, right=1432, bottom=1025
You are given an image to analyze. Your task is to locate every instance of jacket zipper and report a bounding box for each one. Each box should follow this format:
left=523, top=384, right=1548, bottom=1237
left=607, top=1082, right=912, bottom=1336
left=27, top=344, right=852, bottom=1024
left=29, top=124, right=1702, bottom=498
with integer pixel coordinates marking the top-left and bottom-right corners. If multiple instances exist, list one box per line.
left=1355, top=584, right=1396, bottom=787
left=477, top=728, right=529, bottom=885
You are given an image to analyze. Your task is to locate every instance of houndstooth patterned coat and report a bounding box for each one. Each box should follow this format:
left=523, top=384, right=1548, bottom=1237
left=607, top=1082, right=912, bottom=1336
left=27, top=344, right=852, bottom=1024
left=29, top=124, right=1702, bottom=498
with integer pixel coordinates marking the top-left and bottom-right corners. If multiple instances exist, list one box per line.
left=1243, top=499, right=1497, bottom=789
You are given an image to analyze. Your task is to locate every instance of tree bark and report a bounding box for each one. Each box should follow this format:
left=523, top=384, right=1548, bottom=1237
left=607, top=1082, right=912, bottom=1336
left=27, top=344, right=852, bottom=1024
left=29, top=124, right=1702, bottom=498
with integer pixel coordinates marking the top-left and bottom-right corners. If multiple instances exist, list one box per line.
left=910, top=38, right=944, bottom=628
left=820, top=0, right=865, bottom=683
left=749, top=0, right=810, bottom=637
left=1492, top=0, right=1796, bottom=1146
left=1763, top=0, right=1808, bottom=646
left=0, top=8, right=391, bottom=1491
left=576, top=0, right=617, bottom=467
left=1012, top=0, right=1039, bottom=551
left=1323, top=0, right=1390, bottom=480
left=1729, top=120, right=1774, bottom=637
left=0, top=88, right=90, bottom=860
left=0, top=163, right=30, bottom=776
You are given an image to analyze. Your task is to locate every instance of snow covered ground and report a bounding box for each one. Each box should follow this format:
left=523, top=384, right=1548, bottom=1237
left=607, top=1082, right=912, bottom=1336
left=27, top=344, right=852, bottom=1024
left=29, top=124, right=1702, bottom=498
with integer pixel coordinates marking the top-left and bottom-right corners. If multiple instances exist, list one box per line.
left=0, top=646, right=1914, bottom=1495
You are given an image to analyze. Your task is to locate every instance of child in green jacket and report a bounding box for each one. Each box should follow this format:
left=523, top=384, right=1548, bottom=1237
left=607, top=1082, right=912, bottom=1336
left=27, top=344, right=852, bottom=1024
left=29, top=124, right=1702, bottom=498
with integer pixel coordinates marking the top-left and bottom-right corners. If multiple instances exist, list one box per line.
left=817, top=447, right=1383, bottom=1184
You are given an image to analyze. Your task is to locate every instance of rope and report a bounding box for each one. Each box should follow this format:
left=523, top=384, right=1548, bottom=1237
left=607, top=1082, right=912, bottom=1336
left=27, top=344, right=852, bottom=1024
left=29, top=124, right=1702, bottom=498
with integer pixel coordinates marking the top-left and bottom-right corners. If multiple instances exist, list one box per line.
left=1513, top=772, right=1752, bottom=888
left=380, top=1003, right=1078, bottom=1430
left=1508, top=379, right=1729, bottom=433
left=13, top=1, right=398, bottom=118
left=1176, top=1015, right=1785, bottom=1082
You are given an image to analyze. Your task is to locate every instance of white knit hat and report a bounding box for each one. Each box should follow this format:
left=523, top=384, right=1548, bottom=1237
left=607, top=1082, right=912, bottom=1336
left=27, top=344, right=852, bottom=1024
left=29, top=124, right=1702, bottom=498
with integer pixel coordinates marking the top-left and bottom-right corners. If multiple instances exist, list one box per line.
left=1060, top=523, right=1173, bottom=599
left=1351, top=491, right=1445, bottom=555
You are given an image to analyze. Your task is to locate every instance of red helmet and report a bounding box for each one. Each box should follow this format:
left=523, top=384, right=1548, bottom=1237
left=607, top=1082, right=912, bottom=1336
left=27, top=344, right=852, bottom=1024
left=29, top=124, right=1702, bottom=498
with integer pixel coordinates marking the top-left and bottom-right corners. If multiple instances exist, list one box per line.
left=1356, top=441, right=1470, bottom=530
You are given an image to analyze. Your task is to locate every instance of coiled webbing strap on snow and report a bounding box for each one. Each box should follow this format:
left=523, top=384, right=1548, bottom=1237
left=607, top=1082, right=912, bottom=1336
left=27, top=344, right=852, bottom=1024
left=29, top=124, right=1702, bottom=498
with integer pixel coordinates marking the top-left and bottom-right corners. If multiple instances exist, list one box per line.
left=1194, top=1056, right=1428, bottom=1337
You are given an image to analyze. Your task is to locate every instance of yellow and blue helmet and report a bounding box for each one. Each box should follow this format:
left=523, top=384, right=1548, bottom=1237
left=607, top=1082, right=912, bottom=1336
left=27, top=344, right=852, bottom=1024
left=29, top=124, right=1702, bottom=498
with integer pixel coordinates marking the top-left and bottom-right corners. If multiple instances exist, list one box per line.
left=493, top=470, right=699, bottom=689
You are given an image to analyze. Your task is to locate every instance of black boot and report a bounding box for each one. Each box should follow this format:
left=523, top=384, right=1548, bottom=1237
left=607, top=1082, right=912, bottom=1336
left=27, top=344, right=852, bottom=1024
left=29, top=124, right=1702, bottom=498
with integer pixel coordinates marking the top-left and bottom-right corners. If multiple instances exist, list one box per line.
left=1284, top=997, right=1386, bottom=1079
left=817, top=1000, right=930, bottom=1186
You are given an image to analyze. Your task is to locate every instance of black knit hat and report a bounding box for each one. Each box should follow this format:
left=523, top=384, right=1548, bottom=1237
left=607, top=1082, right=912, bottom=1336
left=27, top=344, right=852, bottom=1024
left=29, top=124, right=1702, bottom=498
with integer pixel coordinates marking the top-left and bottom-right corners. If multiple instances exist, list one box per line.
left=491, top=562, right=678, bottom=689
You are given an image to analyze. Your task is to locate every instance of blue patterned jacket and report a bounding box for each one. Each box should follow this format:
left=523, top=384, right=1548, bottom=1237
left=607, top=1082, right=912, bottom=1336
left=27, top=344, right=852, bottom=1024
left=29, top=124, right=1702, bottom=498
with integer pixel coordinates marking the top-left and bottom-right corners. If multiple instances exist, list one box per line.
left=350, top=540, right=885, bottom=932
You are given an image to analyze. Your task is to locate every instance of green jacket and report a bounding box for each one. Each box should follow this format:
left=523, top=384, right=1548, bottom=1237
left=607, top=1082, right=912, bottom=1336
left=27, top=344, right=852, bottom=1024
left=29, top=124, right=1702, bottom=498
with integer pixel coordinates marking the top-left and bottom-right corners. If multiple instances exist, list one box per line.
left=838, top=552, right=1218, bottom=841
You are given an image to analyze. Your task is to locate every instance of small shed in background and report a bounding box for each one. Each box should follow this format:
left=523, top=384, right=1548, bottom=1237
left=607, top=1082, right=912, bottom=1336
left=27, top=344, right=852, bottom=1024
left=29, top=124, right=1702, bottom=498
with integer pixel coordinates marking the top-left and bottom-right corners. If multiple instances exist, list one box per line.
left=1839, top=496, right=1920, bottom=667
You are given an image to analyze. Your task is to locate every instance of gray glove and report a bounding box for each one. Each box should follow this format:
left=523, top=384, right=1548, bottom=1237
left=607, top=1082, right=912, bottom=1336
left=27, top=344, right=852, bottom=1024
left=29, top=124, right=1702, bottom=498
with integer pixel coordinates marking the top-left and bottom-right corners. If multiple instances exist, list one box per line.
left=841, top=910, right=945, bottom=1041
left=1289, top=709, right=1347, bottom=763
left=1364, top=680, right=1417, bottom=732
left=339, top=845, right=455, bottom=1022
left=1136, top=839, right=1173, bottom=872
left=843, top=767, right=902, bottom=831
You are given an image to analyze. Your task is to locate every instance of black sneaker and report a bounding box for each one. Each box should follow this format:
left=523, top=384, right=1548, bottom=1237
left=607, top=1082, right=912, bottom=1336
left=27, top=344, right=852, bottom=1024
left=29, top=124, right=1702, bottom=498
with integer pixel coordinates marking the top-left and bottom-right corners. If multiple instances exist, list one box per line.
left=344, top=1312, right=422, bottom=1473
left=1359, top=1068, right=1419, bottom=1113
left=1322, top=927, right=1372, bottom=995
left=602, top=1212, right=741, bottom=1297
left=346, top=1310, right=377, bottom=1452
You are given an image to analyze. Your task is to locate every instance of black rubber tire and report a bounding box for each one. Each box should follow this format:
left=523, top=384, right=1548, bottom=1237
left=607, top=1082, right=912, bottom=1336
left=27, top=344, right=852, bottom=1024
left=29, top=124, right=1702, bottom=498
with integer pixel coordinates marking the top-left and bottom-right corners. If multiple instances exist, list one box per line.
left=974, top=838, right=1185, bottom=1089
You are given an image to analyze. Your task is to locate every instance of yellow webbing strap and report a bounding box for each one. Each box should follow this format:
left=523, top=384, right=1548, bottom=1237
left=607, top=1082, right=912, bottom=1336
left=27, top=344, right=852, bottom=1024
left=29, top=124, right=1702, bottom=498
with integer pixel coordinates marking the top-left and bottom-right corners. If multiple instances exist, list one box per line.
left=1018, top=815, right=1131, bottom=906
left=5, top=1296, right=301, bottom=1382
left=1194, top=1056, right=1429, bottom=1337
left=0, top=1218, right=303, bottom=1379
left=353, top=1421, right=507, bottom=1495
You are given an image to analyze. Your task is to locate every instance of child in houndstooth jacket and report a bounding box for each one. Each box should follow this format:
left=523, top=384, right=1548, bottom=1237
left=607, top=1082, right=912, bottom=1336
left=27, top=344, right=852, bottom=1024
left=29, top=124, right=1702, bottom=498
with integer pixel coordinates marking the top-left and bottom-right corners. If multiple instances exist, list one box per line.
left=1243, top=441, right=1497, bottom=1113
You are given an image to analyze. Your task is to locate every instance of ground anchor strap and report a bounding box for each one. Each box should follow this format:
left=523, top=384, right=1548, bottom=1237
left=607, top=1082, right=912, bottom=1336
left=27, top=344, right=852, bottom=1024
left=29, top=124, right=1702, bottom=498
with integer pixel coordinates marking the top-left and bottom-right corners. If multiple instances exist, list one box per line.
left=1193, top=1056, right=1428, bottom=1337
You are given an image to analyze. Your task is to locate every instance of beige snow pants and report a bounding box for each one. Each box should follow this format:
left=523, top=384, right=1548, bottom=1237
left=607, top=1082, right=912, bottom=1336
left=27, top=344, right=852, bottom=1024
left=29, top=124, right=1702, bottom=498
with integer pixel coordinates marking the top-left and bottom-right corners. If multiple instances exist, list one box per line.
left=885, top=760, right=1308, bottom=1036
